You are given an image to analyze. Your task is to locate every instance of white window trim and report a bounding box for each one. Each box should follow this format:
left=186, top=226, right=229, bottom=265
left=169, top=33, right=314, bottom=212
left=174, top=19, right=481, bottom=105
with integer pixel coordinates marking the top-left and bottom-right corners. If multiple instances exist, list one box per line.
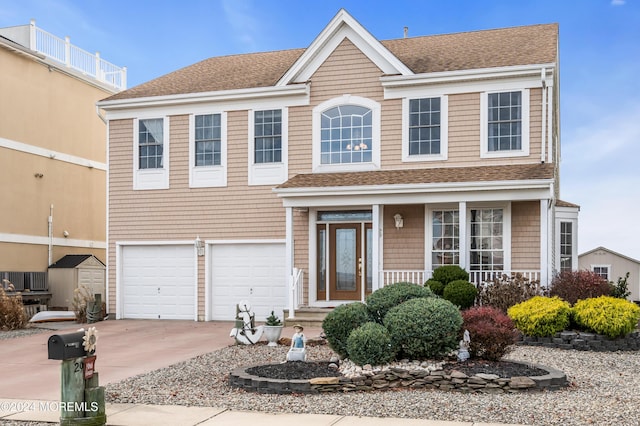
left=248, top=107, right=288, bottom=186
left=312, top=95, right=381, bottom=173
left=480, top=89, right=530, bottom=159
left=554, top=207, right=579, bottom=274
left=402, top=95, right=448, bottom=162
left=133, top=117, right=169, bottom=190
left=426, top=204, right=459, bottom=273
left=189, top=112, right=227, bottom=188
left=591, top=264, right=611, bottom=281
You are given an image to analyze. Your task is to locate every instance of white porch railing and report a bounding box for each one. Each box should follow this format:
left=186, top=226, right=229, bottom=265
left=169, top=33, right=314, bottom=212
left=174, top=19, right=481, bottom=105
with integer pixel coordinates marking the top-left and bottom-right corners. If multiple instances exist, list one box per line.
left=381, top=269, right=542, bottom=287
left=288, top=268, right=304, bottom=319
left=1, top=20, right=126, bottom=90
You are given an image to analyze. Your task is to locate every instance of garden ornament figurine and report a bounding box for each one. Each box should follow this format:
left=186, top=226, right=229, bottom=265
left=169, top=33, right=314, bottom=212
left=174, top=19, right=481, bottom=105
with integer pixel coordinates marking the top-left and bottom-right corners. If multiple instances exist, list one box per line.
left=286, top=324, right=307, bottom=361
left=230, top=300, right=264, bottom=345
left=457, top=329, right=471, bottom=361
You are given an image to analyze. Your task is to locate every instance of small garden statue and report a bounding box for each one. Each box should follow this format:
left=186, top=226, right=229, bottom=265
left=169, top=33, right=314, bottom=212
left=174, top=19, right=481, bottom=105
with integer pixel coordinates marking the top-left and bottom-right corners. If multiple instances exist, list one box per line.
left=230, top=300, right=263, bottom=345
left=286, top=324, right=307, bottom=361
left=457, top=329, right=471, bottom=362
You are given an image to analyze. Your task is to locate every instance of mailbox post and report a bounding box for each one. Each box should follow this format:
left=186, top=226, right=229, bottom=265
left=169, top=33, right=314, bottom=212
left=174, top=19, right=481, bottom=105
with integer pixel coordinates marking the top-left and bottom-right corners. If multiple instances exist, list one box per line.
left=48, top=329, right=106, bottom=426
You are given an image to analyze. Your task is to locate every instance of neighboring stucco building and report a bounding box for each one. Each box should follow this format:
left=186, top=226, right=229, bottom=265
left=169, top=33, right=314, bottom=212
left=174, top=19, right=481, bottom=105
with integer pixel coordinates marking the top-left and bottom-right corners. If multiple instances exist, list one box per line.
left=579, top=247, right=640, bottom=302
left=97, top=10, right=579, bottom=321
left=0, top=21, right=125, bottom=279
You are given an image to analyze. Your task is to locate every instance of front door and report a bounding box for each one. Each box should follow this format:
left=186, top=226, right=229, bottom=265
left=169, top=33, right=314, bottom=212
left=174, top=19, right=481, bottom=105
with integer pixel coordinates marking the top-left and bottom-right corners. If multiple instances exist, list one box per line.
left=317, top=223, right=372, bottom=301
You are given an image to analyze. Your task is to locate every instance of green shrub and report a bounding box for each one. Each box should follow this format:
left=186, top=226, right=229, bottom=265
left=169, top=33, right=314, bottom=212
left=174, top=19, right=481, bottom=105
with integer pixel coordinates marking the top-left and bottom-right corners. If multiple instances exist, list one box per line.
left=384, top=297, right=463, bottom=359
left=425, top=279, right=445, bottom=296
left=432, top=265, right=469, bottom=285
left=366, top=282, right=434, bottom=324
left=610, top=272, right=631, bottom=300
left=0, top=281, right=28, bottom=331
left=346, top=322, right=397, bottom=366
left=462, top=306, right=518, bottom=361
left=572, top=296, right=640, bottom=338
left=442, top=280, right=477, bottom=309
left=477, top=273, right=544, bottom=313
left=322, top=302, right=371, bottom=358
left=550, top=270, right=611, bottom=304
left=507, top=296, right=571, bottom=337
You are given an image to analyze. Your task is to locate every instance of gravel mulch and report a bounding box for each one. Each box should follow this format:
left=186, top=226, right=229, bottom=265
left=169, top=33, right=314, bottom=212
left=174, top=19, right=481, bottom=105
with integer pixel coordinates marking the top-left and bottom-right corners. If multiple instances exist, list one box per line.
left=2, top=331, right=640, bottom=425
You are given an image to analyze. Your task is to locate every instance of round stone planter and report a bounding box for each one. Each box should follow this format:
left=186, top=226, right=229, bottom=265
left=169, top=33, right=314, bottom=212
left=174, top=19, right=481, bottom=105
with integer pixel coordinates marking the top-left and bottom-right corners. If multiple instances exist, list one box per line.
left=262, top=326, right=283, bottom=347
left=229, top=360, right=567, bottom=395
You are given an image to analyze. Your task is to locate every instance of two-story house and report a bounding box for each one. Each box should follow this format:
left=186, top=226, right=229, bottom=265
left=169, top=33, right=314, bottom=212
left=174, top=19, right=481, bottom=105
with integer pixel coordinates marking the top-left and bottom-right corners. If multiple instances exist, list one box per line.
left=0, top=20, right=125, bottom=300
left=98, top=10, right=579, bottom=322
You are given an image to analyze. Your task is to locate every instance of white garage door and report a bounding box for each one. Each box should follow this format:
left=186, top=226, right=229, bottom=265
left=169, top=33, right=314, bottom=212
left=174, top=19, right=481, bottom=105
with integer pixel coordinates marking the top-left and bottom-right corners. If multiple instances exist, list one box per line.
left=121, top=245, right=195, bottom=320
left=210, top=243, right=286, bottom=321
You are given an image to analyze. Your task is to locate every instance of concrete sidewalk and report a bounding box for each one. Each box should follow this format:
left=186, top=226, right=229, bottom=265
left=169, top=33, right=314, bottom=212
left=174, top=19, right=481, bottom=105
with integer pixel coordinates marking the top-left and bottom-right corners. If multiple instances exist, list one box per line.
left=0, top=320, right=524, bottom=425
left=0, top=398, right=521, bottom=426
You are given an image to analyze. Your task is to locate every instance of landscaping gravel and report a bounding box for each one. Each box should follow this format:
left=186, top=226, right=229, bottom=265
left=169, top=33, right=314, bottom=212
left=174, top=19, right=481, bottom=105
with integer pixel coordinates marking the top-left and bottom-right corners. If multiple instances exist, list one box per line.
left=2, top=338, right=639, bottom=425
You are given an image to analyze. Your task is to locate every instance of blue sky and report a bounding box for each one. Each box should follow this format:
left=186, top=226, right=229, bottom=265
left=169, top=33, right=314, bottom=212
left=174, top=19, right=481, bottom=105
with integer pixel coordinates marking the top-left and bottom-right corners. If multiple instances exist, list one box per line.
left=1, top=0, right=639, bottom=261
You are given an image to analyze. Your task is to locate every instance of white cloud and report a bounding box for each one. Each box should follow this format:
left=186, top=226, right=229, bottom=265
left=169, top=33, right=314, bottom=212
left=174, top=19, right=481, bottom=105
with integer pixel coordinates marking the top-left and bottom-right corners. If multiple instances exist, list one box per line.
left=221, top=0, right=260, bottom=51
left=611, top=0, right=626, bottom=5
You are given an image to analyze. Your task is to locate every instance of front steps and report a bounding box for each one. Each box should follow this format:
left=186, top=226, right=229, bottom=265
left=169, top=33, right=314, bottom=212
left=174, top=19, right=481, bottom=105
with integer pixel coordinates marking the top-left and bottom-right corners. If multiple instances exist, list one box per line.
left=283, top=307, right=333, bottom=328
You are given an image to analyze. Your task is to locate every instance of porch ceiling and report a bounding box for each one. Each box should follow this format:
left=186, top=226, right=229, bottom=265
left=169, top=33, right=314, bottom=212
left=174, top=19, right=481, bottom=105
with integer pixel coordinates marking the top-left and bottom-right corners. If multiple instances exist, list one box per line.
left=277, top=163, right=554, bottom=190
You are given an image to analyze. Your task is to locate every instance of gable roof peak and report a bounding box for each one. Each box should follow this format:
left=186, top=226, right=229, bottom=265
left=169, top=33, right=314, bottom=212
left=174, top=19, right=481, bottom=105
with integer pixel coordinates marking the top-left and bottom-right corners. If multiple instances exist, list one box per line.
left=276, top=8, right=413, bottom=86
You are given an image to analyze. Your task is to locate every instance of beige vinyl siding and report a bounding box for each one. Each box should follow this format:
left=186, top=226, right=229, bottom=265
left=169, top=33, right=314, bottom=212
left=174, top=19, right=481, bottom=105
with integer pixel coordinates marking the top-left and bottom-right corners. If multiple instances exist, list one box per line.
left=288, top=104, right=313, bottom=176
left=293, top=210, right=310, bottom=304
left=383, top=205, right=425, bottom=271
left=511, top=201, right=540, bottom=271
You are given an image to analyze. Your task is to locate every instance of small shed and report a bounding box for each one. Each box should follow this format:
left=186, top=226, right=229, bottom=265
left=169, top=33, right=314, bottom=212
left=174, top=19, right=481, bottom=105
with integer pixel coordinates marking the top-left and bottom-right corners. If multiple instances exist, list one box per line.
left=578, top=247, right=640, bottom=302
left=48, top=255, right=106, bottom=310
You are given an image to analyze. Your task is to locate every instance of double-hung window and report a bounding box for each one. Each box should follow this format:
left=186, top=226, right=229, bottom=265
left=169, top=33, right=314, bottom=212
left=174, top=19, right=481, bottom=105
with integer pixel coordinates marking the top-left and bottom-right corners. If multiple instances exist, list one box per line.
left=249, top=108, right=287, bottom=185
left=481, top=90, right=529, bottom=158
left=134, top=117, right=169, bottom=190
left=195, top=114, right=221, bottom=166
left=469, top=208, right=504, bottom=271
left=432, top=210, right=460, bottom=268
left=592, top=266, right=610, bottom=280
left=254, top=109, right=282, bottom=164
left=190, top=112, right=226, bottom=188
left=138, top=118, right=163, bottom=169
left=559, top=221, right=573, bottom=272
left=403, top=96, right=448, bottom=162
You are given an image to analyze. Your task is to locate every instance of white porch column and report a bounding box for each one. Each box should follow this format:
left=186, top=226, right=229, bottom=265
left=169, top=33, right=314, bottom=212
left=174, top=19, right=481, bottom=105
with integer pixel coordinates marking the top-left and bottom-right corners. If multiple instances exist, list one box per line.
left=458, top=202, right=467, bottom=270
left=285, top=207, right=295, bottom=318
left=373, top=204, right=382, bottom=291
left=540, top=199, right=549, bottom=288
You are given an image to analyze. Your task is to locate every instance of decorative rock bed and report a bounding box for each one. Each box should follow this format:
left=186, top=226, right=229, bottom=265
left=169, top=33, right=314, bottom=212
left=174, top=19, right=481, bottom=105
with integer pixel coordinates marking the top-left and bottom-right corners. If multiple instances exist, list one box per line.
left=519, top=330, right=640, bottom=351
left=229, top=360, right=567, bottom=395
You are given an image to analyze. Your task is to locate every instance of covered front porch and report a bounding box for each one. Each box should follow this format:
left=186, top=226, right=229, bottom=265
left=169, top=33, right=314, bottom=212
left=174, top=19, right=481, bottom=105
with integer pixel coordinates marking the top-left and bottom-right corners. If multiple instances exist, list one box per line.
left=273, top=164, right=555, bottom=319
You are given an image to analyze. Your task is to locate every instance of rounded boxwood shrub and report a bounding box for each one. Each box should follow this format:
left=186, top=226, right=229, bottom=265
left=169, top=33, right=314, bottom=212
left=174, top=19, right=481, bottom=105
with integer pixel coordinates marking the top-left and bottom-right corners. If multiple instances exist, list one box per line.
left=572, top=296, right=640, bottom=338
left=432, top=265, right=469, bottom=285
left=462, top=306, right=518, bottom=361
left=425, top=278, right=445, bottom=296
left=442, top=280, right=478, bottom=309
left=346, top=322, right=397, bottom=366
left=384, top=297, right=463, bottom=359
left=366, top=282, right=434, bottom=324
left=322, top=302, right=370, bottom=358
left=507, top=296, right=571, bottom=337
left=549, top=270, right=611, bottom=305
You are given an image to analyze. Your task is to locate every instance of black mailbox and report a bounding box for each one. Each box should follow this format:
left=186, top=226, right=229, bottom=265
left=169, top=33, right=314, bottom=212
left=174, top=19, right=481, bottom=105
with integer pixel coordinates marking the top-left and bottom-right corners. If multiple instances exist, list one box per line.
left=48, top=331, right=87, bottom=360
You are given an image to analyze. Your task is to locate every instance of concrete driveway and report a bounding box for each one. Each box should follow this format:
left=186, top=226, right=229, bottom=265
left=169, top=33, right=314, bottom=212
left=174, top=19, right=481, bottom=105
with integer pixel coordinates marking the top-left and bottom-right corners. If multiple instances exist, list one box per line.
left=0, top=320, right=322, bottom=401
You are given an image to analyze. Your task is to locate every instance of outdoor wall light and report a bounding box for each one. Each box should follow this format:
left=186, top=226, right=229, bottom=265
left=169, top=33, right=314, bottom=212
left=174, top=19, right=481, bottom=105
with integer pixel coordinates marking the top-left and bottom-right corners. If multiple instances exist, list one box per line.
left=195, top=236, right=204, bottom=256
left=394, top=213, right=404, bottom=229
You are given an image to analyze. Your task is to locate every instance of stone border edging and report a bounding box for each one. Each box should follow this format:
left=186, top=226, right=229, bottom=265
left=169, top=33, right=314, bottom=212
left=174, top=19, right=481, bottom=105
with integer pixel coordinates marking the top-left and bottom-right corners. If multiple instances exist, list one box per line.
left=229, top=360, right=566, bottom=395
left=519, top=330, right=640, bottom=351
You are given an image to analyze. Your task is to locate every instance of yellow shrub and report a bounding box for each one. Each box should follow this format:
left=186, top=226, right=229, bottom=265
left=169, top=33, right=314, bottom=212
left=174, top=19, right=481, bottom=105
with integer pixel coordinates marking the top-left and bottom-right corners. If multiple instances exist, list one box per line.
left=507, top=296, right=571, bottom=337
left=573, top=296, right=640, bottom=338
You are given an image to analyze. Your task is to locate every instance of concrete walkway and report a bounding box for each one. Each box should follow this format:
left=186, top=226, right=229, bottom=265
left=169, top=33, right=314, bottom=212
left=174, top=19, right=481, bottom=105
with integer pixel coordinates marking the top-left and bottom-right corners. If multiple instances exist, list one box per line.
left=0, top=320, right=523, bottom=425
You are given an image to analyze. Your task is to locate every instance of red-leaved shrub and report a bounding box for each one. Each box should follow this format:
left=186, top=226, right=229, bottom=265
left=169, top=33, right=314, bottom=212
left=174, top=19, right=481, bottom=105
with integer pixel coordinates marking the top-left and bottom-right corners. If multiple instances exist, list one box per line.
left=549, top=270, right=611, bottom=305
left=461, top=306, right=518, bottom=361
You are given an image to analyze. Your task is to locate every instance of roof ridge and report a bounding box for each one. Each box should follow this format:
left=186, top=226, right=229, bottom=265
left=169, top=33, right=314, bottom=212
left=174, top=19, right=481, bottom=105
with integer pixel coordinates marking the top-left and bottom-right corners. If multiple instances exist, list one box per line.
left=381, top=22, right=558, bottom=43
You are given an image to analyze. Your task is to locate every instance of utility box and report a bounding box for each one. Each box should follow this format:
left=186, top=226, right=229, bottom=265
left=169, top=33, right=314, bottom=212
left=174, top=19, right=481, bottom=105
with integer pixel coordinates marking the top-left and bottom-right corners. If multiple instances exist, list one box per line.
left=48, top=332, right=87, bottom=360
left=48, top=255, right=105, bottom=310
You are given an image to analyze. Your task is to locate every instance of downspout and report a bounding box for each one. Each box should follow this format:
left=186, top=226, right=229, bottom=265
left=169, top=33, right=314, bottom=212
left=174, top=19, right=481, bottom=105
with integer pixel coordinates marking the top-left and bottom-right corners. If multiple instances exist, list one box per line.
left=48, top=204, right=53, bottom=266
left=540, top=68, right=547, bottom=163
left=95, top=105, right=107, bottom=124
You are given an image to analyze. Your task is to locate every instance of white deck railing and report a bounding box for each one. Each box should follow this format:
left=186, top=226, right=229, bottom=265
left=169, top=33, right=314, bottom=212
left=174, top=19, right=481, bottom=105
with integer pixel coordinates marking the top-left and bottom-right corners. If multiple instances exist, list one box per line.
left=288, top=268, right=304, bottom=319
left=2, top=20, right=127, bottom=90
left=380, top=270, right=426, bottom=287
left=381, top=269, right=541, bottom=287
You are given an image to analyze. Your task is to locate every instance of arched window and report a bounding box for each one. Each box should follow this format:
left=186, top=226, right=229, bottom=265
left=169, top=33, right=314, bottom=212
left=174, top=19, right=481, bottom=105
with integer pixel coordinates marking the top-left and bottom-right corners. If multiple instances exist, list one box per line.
left=320, top=105, right=372, bottom=164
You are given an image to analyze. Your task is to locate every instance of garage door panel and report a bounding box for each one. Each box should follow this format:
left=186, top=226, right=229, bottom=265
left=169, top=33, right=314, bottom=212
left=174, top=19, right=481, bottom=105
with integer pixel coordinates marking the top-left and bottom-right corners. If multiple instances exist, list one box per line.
left=121, top=245, right=195, bottom=320
left=211, top=243, right=286, bottom=321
